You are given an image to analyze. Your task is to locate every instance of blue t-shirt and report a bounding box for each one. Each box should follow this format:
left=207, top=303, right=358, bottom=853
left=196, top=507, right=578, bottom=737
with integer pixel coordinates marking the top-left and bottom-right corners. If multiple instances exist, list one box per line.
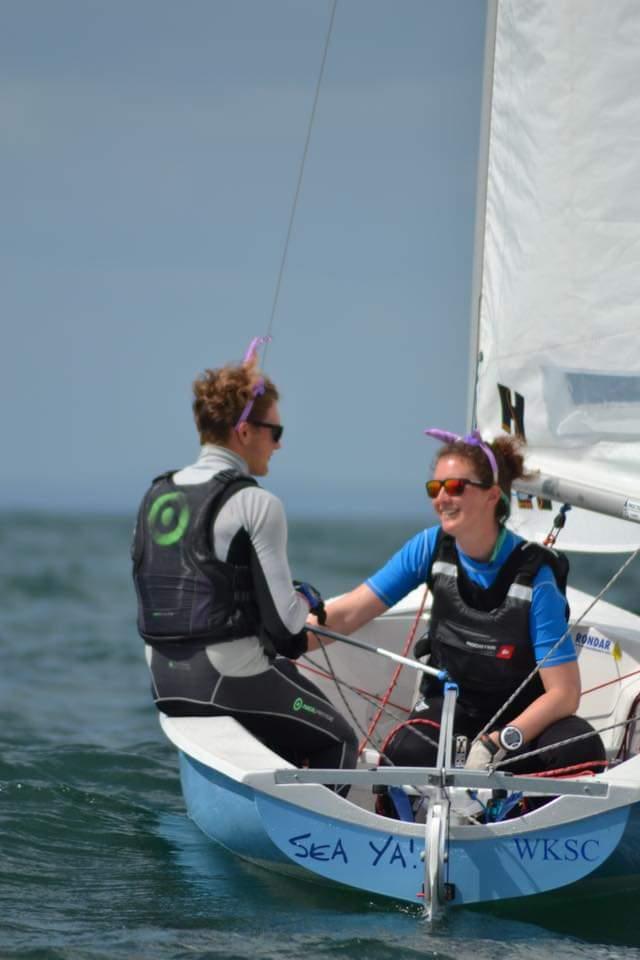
left=366, top=526, right=576, bottom=667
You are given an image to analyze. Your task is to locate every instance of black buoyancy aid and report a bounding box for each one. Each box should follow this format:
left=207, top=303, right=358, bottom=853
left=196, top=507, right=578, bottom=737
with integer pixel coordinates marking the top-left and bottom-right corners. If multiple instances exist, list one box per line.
left=418, top=532, right=569, bottom=721
left=132, top=469, right=260, bottom=644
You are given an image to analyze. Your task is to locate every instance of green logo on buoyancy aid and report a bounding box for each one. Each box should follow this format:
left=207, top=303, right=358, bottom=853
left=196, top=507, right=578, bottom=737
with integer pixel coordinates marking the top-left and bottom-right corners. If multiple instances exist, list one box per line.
left=292, top=696, right=316, bottom=715
left=148, top=492, right=190, bottom=546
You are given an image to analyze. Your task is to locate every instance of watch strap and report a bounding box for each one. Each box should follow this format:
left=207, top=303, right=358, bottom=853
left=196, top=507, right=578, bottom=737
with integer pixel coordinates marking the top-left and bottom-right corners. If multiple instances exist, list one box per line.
left=479, top=733, right=500, bottom=757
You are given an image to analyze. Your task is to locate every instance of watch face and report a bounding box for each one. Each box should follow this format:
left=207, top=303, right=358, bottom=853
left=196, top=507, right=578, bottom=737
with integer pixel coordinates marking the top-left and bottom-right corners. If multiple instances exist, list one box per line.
left=500, top=726, right=523, bottom=751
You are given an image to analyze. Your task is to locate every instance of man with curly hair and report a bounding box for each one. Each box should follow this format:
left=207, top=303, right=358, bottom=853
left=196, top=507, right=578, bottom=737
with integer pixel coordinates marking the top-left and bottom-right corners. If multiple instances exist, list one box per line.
left=132, top=340, right=357, bottom=777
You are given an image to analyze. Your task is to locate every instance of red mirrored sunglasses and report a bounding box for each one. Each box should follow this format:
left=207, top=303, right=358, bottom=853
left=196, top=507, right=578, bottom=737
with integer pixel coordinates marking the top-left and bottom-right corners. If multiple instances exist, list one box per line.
left=425, top=477, right=491, bottom=499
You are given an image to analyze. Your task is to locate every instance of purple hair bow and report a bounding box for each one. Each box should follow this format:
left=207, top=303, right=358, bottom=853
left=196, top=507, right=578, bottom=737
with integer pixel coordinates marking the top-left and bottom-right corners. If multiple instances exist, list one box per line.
left=424, top=427, right=498, bottom=483
left=235, top=335, right=272, bottom=430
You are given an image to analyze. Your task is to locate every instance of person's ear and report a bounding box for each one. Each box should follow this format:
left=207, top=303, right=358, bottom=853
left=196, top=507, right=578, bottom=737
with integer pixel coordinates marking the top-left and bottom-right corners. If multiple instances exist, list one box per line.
left=487, top=484, right=501, bottom=509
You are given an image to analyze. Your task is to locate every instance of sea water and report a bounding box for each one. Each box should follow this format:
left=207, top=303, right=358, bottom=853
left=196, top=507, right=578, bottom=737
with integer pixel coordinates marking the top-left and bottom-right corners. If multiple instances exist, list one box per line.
left=1, top=510, right=639, bottom=960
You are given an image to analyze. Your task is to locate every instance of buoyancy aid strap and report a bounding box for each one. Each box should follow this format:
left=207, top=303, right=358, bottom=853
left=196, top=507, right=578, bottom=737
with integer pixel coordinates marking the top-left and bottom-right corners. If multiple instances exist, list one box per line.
left=428, top=531, right=569, bottom=614
left=201, top=470, right=258, bottom=555
left=151, top=469, right=178, bottom=484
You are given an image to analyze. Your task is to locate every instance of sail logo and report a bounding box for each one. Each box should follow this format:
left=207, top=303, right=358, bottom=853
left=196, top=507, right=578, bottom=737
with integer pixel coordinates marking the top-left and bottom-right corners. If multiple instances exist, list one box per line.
left=498, top=384, right=526, bottom=440
left=573, top=628, right=619, bottom=658
left=513, top=837, right=600, bottom=862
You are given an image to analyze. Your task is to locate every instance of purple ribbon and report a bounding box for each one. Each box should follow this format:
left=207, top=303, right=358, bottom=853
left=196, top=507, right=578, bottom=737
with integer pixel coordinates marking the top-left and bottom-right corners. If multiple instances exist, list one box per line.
left=235, top=335, right=272, bottom=430
left=424, top=427, right=498, bottom=483
left=243, top=335, right=272, bottom=364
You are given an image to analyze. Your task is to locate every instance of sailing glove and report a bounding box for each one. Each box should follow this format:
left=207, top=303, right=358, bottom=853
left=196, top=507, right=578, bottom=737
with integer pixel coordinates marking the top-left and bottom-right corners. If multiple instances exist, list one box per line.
left=464, top=734, right=506, bottom=770
left=294, top=580, right=327, bottom=625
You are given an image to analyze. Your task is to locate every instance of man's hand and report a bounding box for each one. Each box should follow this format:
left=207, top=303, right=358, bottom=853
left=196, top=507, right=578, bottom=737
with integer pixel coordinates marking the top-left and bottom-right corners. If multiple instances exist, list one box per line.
left=294, top=580, right=326, bottom=625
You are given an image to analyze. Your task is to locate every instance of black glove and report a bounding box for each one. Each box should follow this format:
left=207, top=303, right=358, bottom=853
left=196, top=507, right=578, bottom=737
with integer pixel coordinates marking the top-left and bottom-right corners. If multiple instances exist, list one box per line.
left=293, top=580, right=326, bottom=625
left=260, top=626, right=308, bottom=661
left=414, top=630, right=431, bottom=659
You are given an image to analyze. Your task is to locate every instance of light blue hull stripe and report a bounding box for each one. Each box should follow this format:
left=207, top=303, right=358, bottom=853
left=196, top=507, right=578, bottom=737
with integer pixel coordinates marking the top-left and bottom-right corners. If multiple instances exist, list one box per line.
left=257, top=794, right=630, bottom=904
left=179, top=750, right=635, bottom=905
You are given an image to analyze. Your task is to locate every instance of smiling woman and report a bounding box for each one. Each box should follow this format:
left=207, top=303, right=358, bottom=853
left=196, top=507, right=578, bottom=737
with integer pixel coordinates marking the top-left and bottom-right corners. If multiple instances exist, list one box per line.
left=131, top=338, right=358, bottom=781
left=309, top=428, right=606, bottom=813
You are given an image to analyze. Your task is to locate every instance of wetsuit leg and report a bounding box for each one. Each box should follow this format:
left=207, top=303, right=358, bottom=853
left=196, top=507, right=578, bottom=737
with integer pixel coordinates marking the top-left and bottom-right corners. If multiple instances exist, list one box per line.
left=383, top=697, right=479, bottom=767
left=148, top=644, right=358, bottom=774
left=213, top=657, right=359, bottom=772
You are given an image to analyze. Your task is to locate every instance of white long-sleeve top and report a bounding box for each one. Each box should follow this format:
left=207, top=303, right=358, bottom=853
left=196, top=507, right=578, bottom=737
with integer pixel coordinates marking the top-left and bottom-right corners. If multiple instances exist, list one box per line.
left=146, top=444, right=309, bottom=677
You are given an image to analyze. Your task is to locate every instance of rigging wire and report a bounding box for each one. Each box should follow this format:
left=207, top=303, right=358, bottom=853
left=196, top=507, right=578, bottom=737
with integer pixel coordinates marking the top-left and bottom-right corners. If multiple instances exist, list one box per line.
left=262, top=0, right=338, bottom=366
left=474, top=543, right=640, bottom=761
left=300, top=627, right=441, bottom=766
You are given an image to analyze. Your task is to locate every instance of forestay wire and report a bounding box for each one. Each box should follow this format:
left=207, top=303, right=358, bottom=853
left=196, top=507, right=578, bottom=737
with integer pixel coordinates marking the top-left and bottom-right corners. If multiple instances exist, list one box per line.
left=262, top=0, right=338, bottom=368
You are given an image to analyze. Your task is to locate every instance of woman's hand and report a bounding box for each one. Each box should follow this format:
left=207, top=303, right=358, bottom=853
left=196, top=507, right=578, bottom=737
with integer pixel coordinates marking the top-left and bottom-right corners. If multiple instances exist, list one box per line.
left=305, top=583, right=389, bottom=652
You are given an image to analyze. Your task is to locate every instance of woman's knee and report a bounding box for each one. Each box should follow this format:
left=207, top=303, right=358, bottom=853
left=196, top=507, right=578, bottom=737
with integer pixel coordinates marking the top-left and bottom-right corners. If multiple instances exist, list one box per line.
left=535, top=715, right=606, bottom=770
left=384, top=724, right=438, bottom=767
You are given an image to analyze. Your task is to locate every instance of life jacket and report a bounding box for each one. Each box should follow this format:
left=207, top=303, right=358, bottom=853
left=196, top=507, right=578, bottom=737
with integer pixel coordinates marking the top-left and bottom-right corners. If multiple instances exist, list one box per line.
left=416, top=531, right=570, bottom=723
left=132, top=469, right=260, bottom=644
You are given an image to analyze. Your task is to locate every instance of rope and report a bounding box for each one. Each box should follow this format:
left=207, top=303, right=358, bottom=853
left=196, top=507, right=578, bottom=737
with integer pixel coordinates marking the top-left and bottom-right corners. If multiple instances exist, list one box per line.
left=262, top=0, right=338, bottom=365
left=582, top=667, right=640, bottom=698
left=618, top=692, right=640, bottom=760
left=305, top=634, right=398, bottom=759
left=379, top=717, right=441, bottom=757
left=358, top=585, right=429, bottom=755
left=297, top=659, right=410, bottom=715
left=528, top=760, right=608, bottom=778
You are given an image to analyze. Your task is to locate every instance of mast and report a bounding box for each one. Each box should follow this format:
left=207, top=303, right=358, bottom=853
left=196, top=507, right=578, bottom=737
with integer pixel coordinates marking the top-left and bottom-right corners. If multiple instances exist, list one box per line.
left=466, top=0, right=498, bottom=433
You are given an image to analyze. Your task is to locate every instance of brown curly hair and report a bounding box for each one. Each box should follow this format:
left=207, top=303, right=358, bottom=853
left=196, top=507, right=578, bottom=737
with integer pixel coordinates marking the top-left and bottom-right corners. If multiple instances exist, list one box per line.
left=192, top=358, right=279, bottom=444
left=434, top=434, right=530, bottom=523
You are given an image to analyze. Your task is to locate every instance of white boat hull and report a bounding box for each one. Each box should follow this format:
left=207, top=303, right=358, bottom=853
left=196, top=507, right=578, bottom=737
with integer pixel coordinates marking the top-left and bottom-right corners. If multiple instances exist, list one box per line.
left=159, top=580, right=640, bottom=910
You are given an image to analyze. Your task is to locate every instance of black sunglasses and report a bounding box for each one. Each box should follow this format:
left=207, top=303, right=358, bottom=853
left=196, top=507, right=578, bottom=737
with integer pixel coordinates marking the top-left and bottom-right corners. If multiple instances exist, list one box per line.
left=425, top=477, right=491, bottom=499
left=248, top=420, right=284, bottom=443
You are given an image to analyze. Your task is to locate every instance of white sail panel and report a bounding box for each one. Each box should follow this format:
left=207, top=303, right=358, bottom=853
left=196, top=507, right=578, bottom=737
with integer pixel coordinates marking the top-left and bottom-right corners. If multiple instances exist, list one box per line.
left=475, top=0, right=640, bottom=551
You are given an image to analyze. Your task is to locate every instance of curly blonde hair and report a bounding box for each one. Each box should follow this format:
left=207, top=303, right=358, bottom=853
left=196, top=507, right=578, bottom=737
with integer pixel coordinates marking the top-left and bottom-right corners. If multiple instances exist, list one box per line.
left=192, top=357, right=279, bottom=444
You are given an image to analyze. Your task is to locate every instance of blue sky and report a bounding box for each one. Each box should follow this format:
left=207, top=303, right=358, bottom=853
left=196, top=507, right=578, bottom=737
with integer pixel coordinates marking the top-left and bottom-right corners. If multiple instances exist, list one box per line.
left=3, top=0, right=486, bottom=517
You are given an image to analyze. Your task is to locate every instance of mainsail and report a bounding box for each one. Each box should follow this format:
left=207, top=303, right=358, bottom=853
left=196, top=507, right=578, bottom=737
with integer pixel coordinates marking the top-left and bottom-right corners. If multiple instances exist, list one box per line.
left=473, top=0, right=640, bottom=552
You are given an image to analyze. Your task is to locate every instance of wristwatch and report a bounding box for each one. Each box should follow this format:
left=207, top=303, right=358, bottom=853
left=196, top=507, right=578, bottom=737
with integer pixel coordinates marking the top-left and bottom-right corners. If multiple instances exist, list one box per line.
left=499, top=725, right=524, bottom=752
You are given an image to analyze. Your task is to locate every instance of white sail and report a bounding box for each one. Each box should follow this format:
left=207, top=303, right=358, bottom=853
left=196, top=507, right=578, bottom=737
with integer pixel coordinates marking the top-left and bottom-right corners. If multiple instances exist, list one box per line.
left=474, top=0, right=640, bottom=552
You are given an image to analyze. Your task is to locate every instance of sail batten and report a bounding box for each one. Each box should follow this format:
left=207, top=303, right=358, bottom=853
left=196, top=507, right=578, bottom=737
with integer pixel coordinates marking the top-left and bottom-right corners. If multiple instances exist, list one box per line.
left=475, top=0, right=640, bottom=553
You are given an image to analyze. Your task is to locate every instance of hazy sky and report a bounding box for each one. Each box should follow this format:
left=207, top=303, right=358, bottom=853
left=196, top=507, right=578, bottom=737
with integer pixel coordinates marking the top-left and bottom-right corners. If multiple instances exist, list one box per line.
left=3, top=0, right=487, bottom=517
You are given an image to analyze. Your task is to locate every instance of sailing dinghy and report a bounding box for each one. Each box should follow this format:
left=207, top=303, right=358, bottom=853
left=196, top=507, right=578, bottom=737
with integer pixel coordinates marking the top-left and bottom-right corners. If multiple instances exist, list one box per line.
left=160, top=0, right=640, bottom=917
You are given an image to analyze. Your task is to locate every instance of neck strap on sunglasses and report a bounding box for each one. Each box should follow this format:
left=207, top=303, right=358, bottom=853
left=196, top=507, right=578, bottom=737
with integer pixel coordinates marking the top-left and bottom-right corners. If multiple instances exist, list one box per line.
left=424, top=427, right=499, bottom=484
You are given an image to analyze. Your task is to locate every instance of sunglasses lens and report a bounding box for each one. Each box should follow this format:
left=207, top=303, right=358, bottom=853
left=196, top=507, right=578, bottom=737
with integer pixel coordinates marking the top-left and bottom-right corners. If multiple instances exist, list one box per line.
left=426, top=478, right=470, bottom=498
left=444, top=479, right=467, bottom=496
left=272, top=425, right=283, bottom=443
